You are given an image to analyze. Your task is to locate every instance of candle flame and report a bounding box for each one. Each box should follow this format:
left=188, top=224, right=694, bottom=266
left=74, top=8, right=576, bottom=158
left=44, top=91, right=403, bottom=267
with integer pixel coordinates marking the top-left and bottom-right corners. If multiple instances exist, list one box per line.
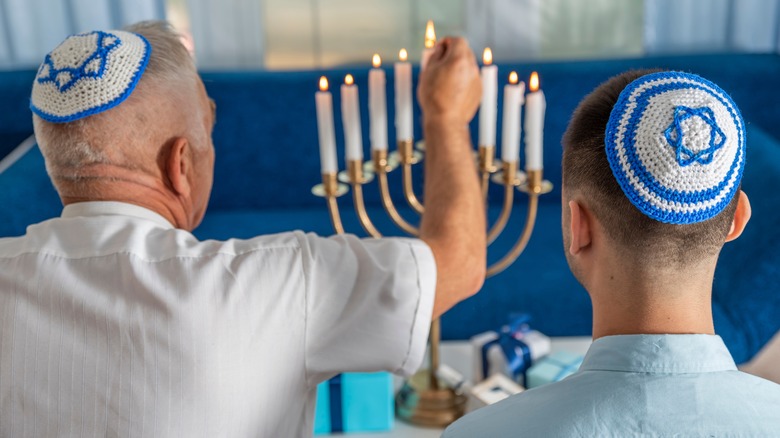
left=399, top=48, right=408, bottom=62
left=372, top=53, right=381, bottom=68
left=509, top=71, right=518, bottom=84
left=424, top=20, right=436, bottom=48
left=529, top=71, right=539, bottom=92
left=482, top=47, right=493, bottom=66
left=319, top=76, right=328, bottom=91
left=345, top=74, right=354, bottom=86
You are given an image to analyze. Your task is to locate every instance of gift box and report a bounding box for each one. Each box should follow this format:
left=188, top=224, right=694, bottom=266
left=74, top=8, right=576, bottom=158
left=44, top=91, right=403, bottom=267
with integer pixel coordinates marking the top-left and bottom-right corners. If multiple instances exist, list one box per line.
left=471, top=315, right=551, bottom=386
left=525, top=351, right=583, bottom=389
left=313, top=372, right=394, bottom=434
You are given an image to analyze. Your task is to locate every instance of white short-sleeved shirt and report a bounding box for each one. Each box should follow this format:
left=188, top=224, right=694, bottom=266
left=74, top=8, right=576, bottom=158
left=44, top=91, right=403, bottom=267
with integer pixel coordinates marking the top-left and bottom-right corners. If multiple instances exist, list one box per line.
left=0, top=201, right=436, bottom=437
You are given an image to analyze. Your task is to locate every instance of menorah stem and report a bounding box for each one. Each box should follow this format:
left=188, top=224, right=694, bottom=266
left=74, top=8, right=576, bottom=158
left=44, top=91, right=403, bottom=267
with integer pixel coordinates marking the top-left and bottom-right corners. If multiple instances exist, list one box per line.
left=374, top=150, right=420, bottom=236
left=322, top=173, right=346, bottom=235
left=399, top=139, right=425, bottom=214
left=348, top=160, right=382, bottom=238
left=487, top=161, right=519, bottom=244
left=429, top=319, right=441, bottom=390
left=486, top=170, right=543, bottom=277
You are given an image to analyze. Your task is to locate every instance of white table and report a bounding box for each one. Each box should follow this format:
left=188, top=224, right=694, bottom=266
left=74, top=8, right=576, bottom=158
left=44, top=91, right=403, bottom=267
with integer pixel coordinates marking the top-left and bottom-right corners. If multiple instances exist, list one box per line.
left=326, top=337, right=592, bottom=437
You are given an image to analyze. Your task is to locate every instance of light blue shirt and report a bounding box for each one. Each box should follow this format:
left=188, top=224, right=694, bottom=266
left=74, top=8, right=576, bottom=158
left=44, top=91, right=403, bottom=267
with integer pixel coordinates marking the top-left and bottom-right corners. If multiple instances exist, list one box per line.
left=444, top=335, right=780, bottom=437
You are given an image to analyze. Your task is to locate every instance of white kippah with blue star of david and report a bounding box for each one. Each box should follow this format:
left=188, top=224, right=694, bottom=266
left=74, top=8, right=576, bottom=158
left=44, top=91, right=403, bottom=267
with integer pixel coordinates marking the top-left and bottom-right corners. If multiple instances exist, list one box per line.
left=30, top=30, right=151, bottom=123
left=605, top=71, right=745, bottom=225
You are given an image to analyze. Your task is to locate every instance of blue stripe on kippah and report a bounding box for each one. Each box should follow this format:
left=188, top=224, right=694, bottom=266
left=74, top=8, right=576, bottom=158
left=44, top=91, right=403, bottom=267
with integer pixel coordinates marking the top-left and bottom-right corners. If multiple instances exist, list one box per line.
left=36, top=31, right=121, bottom=93
left=604, top=71, right=746, bottom=224
left=621, top=82, right=743, bottom=200
left=29, top=33, right=152, bottom=123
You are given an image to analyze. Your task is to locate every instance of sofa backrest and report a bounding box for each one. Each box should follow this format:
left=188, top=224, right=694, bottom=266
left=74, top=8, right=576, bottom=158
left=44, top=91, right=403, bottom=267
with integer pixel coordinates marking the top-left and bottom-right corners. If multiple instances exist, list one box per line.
left=1, top=53, right=778, bottom=236
left=200, top=53, right=780, bottom=212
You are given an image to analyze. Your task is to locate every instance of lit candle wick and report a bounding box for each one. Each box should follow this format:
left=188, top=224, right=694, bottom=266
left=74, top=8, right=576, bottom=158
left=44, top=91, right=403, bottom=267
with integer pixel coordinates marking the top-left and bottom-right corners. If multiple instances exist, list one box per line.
left=372, top=54, right=381, bottom=69
left=345, top=74, right=354, bottom=86
left=319, top=76, right=329, bottom=92
left=483, top=48, right=493, bottom=66
left=424, top=20, right=436, bottom=49
left=529, top=72, right=539, bottom=92
left=399, top=48, right=408, bottom=62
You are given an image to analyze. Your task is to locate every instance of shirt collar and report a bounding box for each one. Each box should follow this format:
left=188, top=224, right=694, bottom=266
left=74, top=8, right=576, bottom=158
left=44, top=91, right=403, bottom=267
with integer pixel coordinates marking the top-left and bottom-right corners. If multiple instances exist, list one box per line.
left=61, top=201, right=175, bottom=229
left=579, top=334, right=737, bottom=374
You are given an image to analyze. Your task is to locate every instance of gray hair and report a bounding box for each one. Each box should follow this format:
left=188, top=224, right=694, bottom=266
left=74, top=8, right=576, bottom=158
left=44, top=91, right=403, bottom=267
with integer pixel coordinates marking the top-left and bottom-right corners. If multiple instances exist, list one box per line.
left=34, top=21, right=199, bottom=185
left=124, top=21, right=198, bottom=89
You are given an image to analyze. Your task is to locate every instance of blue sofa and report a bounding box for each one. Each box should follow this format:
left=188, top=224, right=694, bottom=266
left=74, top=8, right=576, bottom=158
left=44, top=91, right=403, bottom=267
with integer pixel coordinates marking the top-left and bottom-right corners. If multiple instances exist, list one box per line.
left=1, top=53, right=778, bottom=363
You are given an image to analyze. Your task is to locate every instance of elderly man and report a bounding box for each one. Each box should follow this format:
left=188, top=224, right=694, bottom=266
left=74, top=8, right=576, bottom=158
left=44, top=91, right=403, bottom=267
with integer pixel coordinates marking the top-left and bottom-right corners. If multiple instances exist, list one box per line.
left=0, top=22, right=485, bottom=436
left=444, top=70, right=780, bottom=436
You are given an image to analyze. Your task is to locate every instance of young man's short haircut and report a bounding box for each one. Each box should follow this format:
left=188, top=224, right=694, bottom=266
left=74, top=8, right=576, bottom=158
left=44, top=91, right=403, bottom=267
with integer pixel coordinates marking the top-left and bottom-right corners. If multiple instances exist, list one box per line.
left=562, top=69, right=739, bottom=267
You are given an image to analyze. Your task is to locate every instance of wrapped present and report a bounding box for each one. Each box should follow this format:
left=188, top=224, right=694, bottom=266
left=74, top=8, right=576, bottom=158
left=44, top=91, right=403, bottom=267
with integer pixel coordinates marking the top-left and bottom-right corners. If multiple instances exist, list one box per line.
left=313, top=372, right=394, bottom=434
left=525, top=351, right=583, bottom=389
left=471, top=315, right=551, bottom=385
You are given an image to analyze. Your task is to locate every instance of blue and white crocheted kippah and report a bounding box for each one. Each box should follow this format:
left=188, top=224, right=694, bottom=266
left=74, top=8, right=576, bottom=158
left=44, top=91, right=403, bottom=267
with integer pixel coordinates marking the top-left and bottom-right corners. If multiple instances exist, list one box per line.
left=30, top=30, right=151, bottom=123
left=604, top=71, right=745, bottom=225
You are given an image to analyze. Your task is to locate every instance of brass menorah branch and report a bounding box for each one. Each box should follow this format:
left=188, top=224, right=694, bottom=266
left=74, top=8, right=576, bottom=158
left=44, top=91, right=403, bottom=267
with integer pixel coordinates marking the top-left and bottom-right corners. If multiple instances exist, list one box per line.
left=314, top=140, right=551, bottom=277
left=398, top=139, right=425, bottom=214
left=374, top=148, right=420, bottom=236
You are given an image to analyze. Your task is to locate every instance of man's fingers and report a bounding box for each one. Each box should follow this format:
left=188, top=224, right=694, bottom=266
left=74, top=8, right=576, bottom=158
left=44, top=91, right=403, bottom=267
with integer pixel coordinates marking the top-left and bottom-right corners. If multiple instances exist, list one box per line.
left=430, top=37, right=471, bottom=68
left=448, top=38, right=473, bottom=60
left=429, top=38, right=452, bottom=67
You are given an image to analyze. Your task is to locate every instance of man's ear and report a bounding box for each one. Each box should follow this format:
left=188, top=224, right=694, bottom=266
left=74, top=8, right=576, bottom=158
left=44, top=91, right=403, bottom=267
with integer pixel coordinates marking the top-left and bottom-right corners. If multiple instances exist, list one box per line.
left=166, top=137, right=192, bottom=198
left=568, top=200, right=592, bottom=256
left=725, top=190, right=751, bottom=242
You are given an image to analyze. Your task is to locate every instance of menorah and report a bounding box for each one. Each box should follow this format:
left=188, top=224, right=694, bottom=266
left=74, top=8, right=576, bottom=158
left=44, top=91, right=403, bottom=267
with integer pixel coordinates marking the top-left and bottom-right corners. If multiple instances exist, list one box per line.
left=312, top=137, right=552, bottom=425
left=310, top=18, right=552, bottom=426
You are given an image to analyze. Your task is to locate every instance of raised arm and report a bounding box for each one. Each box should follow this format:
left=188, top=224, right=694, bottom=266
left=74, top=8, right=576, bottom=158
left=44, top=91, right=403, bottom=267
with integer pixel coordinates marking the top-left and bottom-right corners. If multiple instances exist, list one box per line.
left=418, top=37, right=486, bottom=318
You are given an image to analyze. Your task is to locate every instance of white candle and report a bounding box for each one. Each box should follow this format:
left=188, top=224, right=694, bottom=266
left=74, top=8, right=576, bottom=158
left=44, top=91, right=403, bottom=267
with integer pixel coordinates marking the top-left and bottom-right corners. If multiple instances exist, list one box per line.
left=394, top=49, right=413, bottom=141
left=315, top=76, right=337, bottom=174
left=340, top=74, right=363, bottom=162
left=501, top=72, right=525, bottom=163
left=478, top=48, right=498, bottom=147
left=524, top=71, right=546, bottom=171
left=369, top=54, right=388, bottom=151
left=421, top=20, right=436, bottom=71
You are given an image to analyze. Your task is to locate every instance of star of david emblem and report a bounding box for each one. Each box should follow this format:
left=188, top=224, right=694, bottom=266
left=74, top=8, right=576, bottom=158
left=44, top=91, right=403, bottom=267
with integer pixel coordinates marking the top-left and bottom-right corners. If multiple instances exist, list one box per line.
left=36, top=31, right=121, bottom=93
left=663, top=105, right=726, bottom=167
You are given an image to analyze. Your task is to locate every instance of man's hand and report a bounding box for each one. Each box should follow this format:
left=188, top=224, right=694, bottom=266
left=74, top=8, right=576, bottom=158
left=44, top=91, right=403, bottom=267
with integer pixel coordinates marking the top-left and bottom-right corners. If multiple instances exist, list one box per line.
left=418, top=37, right=486, bottom=319
left=418, top=38, right=482, bottom=126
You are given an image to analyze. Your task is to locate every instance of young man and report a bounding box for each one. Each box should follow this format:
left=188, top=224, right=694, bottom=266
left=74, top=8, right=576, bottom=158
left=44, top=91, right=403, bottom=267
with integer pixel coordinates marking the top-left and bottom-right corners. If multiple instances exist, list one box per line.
left=444, top=70, right=780, bottom=436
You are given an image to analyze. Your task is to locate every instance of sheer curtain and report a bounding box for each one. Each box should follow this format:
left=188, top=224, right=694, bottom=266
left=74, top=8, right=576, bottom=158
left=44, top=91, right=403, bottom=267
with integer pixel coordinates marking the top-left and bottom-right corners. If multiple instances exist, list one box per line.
left=644, top=0, right=780, bottom=53
left=0, top=0, right=164, bottom=69
left=1, top=0, right=779, bottom=70
left=186, top=0, right=264, bottom=69
left=465, top=0, right=645, bottom=61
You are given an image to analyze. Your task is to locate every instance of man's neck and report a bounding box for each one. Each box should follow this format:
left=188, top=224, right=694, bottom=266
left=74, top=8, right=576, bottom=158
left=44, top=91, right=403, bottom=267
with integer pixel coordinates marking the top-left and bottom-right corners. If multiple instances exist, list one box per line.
left=56, top=168, right=190, bottom=230
left=587, top=260, right=717, bottom=339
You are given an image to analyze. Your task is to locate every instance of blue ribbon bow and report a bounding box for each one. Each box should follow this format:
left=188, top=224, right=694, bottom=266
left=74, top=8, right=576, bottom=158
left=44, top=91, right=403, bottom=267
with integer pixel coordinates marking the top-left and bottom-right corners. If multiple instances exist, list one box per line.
left=480, top=314, right=534, bottom=381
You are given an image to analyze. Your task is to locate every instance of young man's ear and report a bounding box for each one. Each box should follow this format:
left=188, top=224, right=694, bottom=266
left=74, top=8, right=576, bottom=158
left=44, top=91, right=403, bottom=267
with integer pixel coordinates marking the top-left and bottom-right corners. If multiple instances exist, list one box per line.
left=726, top=190, right=751, bottom=242
left=166, top=137, right=192, bottom=198
left=568, top=200, right=593, bottom=256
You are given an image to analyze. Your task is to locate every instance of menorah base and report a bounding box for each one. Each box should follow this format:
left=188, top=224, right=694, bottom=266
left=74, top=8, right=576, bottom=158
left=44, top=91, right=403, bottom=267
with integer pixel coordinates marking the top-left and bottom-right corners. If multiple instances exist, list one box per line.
left=395, top=369, right=467, bottom=428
